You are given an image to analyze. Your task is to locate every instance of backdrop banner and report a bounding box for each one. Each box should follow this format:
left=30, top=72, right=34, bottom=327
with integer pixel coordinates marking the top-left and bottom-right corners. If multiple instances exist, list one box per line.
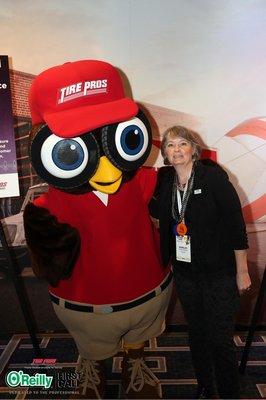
left=0, top=55, right=19, bottom=198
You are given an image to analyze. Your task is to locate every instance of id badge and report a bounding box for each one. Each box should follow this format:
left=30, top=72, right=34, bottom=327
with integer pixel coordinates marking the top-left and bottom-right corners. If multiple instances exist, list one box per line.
left=175, top=235, right=191, bottom=262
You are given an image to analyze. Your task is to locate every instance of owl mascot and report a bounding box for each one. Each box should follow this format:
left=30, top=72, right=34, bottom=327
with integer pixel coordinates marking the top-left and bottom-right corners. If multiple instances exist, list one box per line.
left=23, top=60, right=172, bottom=399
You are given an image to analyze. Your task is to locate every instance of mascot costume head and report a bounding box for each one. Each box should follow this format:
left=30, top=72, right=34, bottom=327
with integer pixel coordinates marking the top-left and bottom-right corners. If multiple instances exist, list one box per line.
left=24, top=60, right=172, bottom=399
left=29, top=60, right=151, bottom=194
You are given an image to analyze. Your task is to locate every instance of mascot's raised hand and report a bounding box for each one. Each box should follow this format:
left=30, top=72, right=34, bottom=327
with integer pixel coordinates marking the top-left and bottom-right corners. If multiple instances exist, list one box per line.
left=24, top=60, right=172, bottom=399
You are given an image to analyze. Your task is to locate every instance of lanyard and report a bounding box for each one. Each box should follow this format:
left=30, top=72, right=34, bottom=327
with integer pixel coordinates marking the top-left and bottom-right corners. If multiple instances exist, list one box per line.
left=176, top=183, right=188, bottom=214
left=172, top=170, right=195, bottom=223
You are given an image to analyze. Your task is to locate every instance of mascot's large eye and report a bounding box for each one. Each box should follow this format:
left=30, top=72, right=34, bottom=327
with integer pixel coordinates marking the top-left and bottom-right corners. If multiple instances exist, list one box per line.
left=31, top=125, right=99, bottom=189
left=102, top=111, right=152, bottom=171
left=52, top=140, right=85, bottom=171
left=42, top=135, right=88, bottom=177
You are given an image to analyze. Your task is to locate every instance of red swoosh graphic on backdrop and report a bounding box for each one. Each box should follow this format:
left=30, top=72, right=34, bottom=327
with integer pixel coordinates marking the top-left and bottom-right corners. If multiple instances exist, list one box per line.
left=226, top=118, right=266, bottom=139
left=226, top=118, right=265, bottom=222
left=242, top=195, right=266, bottom=223
left=152, top=139, right=161, bottom=148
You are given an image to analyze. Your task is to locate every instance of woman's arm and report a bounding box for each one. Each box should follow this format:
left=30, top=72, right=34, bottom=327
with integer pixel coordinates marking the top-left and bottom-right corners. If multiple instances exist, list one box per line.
left=209, top=166, right=251, bottom=294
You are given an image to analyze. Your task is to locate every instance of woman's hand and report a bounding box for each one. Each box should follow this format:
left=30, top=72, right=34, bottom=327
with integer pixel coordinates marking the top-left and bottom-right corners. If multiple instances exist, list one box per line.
left=236, top=271, right=251, bottom=295
left=150, top=216, right=159, bottom=229
left=234, top=249, right=251, bottom=295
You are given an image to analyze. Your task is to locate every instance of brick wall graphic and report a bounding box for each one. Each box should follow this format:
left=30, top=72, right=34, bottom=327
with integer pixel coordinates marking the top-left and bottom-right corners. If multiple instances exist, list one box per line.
left=10, top=70, right=33, bottom=118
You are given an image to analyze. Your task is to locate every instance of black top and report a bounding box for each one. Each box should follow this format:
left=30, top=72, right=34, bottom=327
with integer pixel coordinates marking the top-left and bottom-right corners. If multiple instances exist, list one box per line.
left=149, top=160, right=248, bottom=276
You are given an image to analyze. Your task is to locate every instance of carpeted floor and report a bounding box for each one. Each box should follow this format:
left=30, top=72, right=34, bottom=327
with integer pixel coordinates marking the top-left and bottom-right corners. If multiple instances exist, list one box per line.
left=0, top=330, right=265, bottom=399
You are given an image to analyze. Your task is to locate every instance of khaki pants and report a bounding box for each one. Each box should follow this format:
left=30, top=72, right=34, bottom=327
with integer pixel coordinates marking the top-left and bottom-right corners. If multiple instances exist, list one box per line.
left=52, top=278, right=173, bottom=360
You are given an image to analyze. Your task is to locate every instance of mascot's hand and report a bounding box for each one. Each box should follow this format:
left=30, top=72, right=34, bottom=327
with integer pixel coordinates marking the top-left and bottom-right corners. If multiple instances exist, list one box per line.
left=23, top=203, right=80, bottom=287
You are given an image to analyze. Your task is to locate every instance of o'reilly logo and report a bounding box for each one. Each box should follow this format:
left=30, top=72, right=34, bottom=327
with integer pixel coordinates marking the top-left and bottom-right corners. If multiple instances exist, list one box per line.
left=58, top=79, right=108, bottom=104
left=6, top=370, right=53, bottom=389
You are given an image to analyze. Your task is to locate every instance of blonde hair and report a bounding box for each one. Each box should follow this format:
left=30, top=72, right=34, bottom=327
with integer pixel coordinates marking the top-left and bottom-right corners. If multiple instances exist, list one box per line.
left=161, top=125, right=202, bottom=164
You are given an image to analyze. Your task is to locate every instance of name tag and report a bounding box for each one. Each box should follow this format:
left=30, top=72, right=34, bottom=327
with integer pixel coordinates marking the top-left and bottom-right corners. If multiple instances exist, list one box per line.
left=176, top=235, right=191, bottom=263
left=194, top=189, right=201, bottom=194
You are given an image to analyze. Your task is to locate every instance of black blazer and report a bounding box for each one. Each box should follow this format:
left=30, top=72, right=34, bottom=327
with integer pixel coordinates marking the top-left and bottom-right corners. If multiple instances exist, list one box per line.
left=150, top=161, right=248, bottom=275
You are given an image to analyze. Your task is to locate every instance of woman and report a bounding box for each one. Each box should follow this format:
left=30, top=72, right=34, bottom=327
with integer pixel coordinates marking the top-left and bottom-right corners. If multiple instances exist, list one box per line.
left=150, top=126, right=251, bottom=399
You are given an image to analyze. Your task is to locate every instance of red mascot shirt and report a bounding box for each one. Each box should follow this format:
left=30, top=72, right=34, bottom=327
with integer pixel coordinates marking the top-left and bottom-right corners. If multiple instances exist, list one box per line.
left=34, top=167, right=167, bottom=304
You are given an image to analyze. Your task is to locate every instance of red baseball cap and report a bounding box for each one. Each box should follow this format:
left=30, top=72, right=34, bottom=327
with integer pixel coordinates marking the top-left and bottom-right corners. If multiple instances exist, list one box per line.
left=29, top=60, right=138, bottom=138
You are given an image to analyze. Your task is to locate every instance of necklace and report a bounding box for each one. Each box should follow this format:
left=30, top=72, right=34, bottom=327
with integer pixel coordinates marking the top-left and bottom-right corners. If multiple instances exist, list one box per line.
left=176, top=182, right=186, bottom=191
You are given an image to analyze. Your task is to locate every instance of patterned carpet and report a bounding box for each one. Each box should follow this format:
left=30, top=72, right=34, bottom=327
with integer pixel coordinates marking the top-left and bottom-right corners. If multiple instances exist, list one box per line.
left=0, top=330, right=265, bottom=399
